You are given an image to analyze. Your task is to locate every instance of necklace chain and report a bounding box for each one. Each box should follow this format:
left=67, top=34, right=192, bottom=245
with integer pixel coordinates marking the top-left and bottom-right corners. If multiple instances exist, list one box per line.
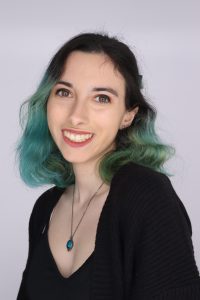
left=66, top=181, right=105, bottom=251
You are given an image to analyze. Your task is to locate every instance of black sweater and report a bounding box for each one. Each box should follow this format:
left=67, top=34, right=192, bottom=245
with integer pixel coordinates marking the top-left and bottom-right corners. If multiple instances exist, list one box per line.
left=17, top=162, right=200, bottom=299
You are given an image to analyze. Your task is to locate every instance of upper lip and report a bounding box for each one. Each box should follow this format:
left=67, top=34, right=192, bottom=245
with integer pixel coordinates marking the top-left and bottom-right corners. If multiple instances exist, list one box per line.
left=62, top=128, right=94, bottom=135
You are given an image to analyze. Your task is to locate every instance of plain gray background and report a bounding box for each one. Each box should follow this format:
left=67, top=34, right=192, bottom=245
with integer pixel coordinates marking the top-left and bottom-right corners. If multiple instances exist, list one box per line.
left=0, top=0, right=199, bottom=298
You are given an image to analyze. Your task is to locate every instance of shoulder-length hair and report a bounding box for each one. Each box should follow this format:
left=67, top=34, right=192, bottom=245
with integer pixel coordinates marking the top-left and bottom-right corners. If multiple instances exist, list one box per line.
left=14, top=32, right=175, bottom=188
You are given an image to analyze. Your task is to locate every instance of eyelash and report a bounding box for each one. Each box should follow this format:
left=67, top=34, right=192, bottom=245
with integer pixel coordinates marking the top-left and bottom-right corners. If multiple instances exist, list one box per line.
left=95, top=95, right=111, bottom=104
left=55, top=88, right=111, bottom=104
left=55, top=88, right=71, bottom=97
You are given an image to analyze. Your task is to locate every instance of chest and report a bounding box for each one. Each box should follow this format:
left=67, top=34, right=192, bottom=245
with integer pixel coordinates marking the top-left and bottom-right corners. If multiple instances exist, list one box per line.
left=47, top=191, right=109, bottom=278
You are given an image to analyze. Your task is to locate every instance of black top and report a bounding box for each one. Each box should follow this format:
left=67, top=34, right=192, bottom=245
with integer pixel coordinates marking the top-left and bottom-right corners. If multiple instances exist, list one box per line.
left=17, top=162, right=200, bottom=299
left=25, top=219, right=94, bottom=300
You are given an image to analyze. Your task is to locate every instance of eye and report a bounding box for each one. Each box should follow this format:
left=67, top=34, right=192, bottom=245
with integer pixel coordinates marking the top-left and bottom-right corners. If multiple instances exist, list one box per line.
left=55, top=88, right=71, bottom=97
left=95, top=94, right=111, bottom=104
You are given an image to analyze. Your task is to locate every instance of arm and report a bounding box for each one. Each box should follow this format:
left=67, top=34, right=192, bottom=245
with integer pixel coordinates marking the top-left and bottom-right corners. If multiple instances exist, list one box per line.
left=16, top=187, right=54, bottom=299
left=123, top=173, right=200, bottom=299
left=16, top=206, right=35, bottom=300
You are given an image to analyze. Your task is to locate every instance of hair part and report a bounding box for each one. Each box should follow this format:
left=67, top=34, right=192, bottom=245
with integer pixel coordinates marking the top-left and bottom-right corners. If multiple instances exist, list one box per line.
left=14, top=32, right=175, bottom=188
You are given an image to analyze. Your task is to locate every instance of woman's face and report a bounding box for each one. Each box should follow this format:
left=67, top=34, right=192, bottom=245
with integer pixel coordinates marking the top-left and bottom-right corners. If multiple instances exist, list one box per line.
left=47, top=50, right=138, bottom=165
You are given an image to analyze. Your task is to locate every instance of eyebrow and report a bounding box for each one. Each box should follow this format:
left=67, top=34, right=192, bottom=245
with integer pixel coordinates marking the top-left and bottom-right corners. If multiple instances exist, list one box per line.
left=55, top=80, right=119, bottom=97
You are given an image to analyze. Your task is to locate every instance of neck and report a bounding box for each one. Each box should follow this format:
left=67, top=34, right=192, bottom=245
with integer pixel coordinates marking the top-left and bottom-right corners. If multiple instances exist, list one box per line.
left=70, top=160, right=110, bottom=206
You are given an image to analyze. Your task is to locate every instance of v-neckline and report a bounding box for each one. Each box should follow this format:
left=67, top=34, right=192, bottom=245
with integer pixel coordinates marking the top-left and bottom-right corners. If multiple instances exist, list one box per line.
left=43, top=185, right=111, bottom=280
left=45, top=227, right=95, bottom=280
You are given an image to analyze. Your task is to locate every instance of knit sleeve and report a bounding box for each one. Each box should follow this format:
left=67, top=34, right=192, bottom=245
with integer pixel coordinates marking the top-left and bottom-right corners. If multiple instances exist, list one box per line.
left=16, top=204, right=35, bottom=299
left=125, top=173, right=200, bottom=299
left=16, top=187, right=55, bottom=299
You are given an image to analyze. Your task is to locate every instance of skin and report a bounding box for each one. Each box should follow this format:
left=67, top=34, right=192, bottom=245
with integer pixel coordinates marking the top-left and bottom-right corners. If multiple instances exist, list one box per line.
left=47, top=51, right=138, bottom=207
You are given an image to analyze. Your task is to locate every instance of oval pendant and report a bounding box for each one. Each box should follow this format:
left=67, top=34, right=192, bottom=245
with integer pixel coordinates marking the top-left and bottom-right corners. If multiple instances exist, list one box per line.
left=66, top=239, right=74, bottom=251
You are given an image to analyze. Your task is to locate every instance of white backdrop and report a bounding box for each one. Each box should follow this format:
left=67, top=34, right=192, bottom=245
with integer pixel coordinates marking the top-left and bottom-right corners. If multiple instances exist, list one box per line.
left=0, top=0, right=200, bottom=298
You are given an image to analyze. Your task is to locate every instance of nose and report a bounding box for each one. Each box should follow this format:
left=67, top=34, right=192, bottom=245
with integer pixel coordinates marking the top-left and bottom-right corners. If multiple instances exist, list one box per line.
left=68, top=98, right=89, bottom=126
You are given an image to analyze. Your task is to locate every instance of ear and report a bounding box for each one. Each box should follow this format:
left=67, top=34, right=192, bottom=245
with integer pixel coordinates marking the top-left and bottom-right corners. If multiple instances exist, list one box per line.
left=120, top=106, right=139, bottom=128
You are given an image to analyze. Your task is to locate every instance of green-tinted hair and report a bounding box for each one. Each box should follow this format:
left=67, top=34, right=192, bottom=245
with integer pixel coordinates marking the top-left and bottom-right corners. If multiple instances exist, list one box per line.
left=14, top=32, right=175, bottom=188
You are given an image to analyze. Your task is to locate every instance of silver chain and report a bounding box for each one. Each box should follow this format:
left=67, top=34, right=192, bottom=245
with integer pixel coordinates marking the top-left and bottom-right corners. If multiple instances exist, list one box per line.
left=70, top=181, right=105, bottom=239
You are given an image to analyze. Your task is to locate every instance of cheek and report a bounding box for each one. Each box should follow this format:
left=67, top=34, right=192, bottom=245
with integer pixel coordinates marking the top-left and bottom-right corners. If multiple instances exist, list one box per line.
left=46, top=103, right=53, bottom=126
left=47, top=101, right=63, bottom=124
left=102, top=110, right=122, bottom=129
left=46, top=103, right=60, bottom=134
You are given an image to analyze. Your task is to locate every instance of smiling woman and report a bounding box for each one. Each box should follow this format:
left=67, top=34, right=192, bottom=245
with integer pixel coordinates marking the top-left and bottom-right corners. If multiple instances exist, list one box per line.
left=46, top=50, right=139, bottom=166
left=15, top=33, right=174, bottom=189
left=15, top=32, right=200, bottom=300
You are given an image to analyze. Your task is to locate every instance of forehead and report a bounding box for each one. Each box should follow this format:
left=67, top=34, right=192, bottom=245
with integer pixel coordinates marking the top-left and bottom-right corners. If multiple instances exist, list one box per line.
left=61, top=51, right=125, bottom=88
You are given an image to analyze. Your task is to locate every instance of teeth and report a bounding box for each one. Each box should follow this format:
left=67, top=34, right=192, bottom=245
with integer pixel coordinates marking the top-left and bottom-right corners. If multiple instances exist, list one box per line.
left=63, top=131, right=93, bottom=142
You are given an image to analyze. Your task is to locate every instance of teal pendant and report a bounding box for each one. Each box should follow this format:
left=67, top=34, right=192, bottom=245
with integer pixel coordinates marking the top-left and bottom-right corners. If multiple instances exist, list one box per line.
left=66, top=238, right=74, bottom=251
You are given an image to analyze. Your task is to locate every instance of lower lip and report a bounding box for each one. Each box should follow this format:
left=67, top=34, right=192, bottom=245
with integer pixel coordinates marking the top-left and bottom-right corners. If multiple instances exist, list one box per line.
left=62, top=134, right=94, bottom=147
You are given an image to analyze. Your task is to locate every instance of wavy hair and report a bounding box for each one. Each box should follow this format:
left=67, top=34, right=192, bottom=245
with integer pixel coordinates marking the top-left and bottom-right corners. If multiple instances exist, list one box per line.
left=14, top=32, right=175, bottom=188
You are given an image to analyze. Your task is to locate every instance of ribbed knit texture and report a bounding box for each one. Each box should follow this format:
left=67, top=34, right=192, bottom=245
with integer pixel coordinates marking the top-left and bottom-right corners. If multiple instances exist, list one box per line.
left=17, top=162, right=200, bottom=299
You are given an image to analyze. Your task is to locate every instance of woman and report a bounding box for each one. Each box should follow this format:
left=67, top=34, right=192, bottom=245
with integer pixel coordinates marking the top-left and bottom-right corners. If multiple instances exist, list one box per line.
left=16, top=32, right=200, bottom=299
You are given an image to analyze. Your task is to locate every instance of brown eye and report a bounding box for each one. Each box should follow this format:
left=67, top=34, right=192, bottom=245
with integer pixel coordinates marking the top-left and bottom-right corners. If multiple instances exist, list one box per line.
left=95, top=94, right=111, bottom=104
left=55, top=88, right=71, bottom=97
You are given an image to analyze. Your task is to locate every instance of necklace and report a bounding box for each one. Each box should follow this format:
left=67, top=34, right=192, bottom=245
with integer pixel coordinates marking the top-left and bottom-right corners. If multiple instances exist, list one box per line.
left=66, top=181, right=105, bottom=251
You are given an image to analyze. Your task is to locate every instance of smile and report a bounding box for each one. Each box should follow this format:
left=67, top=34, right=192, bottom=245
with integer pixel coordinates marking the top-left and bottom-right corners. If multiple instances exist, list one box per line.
left=62, top=130, right=94, bottom=147
left=63, top=130, right=93, bottom=142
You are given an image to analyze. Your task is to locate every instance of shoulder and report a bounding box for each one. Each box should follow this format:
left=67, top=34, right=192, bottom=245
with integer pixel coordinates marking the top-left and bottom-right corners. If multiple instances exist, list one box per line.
left=114, top=162, right=192, bottom=235
left=30, top=186, right=60, bottom=218
left=28, top=186, right=65, bottom=237
left=112, top=161, right=172, bottom=197
left=120, top=165, right=200, bottom=297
